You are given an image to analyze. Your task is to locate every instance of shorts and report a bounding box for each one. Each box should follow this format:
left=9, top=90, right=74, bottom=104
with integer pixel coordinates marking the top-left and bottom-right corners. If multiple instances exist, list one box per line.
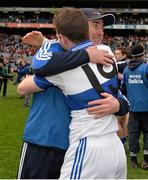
left=60, top=133, right=127, bottom=179
left=17, top=142, right=66, bottom=179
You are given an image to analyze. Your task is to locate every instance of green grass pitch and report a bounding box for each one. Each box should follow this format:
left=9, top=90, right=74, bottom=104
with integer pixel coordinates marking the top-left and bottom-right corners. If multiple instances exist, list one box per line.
left=0, top=82, right=147, bottom=178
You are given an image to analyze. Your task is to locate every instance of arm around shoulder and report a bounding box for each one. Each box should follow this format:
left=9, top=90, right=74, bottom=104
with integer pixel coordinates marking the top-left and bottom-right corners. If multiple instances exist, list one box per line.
left=17, top=75, right=43, bottom=96
left=33, top=49, right=89, bottom=76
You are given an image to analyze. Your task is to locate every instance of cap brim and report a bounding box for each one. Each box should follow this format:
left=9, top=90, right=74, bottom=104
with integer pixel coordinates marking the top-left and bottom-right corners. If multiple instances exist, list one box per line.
left=88, top=13, right=115, bottom=26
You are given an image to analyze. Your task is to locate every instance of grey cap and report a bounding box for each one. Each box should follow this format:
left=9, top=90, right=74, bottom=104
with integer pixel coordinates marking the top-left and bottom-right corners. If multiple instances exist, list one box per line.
left=80, top=8, right=115, bottom=26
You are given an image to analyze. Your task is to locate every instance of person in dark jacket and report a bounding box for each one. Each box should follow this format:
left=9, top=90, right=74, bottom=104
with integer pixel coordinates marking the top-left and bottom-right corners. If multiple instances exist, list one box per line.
left=16, top=57, right=31, bottom=106
left=0, top=58, right=12, bottom=96
left=114, top=47, right=129, bottom=145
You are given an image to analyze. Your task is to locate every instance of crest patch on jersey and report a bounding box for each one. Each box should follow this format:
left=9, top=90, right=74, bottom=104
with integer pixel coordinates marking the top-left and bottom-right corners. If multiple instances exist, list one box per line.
left=36, top=43, right=53, bottom=61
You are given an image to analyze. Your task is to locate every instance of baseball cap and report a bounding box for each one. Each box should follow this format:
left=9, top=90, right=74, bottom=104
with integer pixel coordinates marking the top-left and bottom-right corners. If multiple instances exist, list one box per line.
left=80, top=8, right=115, bottom=26
left=131, top=45, right=145, bottom=57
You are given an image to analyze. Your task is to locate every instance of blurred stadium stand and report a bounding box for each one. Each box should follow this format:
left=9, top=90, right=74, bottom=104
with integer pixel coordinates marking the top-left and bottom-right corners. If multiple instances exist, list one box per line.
left=0, top=0, right=147, bottom=61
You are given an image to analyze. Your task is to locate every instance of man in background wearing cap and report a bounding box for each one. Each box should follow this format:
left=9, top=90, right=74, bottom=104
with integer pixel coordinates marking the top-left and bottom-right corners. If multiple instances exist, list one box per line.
left=121, top=44, right=148, bottom=169
left=81, top=8, right=115, bottom=45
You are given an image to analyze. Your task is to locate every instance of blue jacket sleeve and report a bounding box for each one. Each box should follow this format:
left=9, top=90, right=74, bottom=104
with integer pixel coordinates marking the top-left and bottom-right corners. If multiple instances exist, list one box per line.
left=114, top=91, right=129, bottom=116
left=33, top=75, right=53, bottom=90
left=33, top=50, right=89, bottom=77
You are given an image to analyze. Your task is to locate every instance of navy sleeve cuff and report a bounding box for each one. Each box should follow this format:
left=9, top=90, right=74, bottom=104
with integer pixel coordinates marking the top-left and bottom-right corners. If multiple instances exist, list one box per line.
left=114, top=97, right=129, bottom=116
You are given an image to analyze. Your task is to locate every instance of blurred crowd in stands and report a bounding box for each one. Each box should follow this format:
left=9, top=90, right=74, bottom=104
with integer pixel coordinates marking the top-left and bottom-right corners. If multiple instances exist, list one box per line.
left=0, top=12, right=147, bottom=25
left=0, top=33, right=57, bottom=64
left=0, top=12, right=53, bottom=23
left=0, top=11, right=147, bottom=65
left=104, top=35, right=148, bottom=55
left=0, top=33, right=147, bottom=66
left=115, top=15, right=148, bottom=25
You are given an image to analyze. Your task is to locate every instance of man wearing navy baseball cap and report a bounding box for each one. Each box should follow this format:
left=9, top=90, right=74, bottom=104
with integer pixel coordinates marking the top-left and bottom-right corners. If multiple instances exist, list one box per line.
left=81, top=8, right=115, bottom=44
left=81, top=8, right=115, bottom=26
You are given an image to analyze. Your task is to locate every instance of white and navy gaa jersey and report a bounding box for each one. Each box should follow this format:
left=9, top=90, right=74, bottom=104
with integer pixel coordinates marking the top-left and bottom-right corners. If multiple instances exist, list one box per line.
left=34, top=40, right=119, bottom=142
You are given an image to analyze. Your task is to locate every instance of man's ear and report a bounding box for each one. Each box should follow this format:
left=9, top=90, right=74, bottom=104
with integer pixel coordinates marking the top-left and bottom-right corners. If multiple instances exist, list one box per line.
left=57, top=33, right=69, bottom=49
left=56, top=33, right=60, bottom=41
left=60, top=34, right=67, bottom=44
left=56, top=33, right=63, bottom=43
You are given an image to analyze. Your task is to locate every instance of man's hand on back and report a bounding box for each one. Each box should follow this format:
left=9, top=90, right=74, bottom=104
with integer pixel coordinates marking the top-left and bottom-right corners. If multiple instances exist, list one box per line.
left=87, top=93, right=120, bottom=119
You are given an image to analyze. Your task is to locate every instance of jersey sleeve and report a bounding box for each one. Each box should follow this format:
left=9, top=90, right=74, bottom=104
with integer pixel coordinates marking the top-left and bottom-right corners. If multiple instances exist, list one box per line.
left=32, top=44, right=89, bottom=77
left=33, top=75, right=53, bottom=90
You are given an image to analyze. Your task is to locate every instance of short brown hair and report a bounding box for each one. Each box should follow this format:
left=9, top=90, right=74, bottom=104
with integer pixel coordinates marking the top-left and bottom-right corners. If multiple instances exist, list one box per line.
left=53, top=7, right=89, bottom=43
left=116, top=47, right=127, bottom=56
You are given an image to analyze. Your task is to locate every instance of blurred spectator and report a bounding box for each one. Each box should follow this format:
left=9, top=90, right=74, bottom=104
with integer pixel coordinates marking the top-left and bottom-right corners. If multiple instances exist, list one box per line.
left=0, top=57, right=12, bottom=96
left=121, top=44, right=148, bottom=169
left=114, top=47, right=129, bottom=145
left=14, top=57, right=31, bottom=106
left=115, top=46, right=128, bottom=85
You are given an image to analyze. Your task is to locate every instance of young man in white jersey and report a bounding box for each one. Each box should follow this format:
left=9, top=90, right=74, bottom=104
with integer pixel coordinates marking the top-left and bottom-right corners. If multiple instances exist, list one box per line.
left=18, top=7, right=127, bottom=179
